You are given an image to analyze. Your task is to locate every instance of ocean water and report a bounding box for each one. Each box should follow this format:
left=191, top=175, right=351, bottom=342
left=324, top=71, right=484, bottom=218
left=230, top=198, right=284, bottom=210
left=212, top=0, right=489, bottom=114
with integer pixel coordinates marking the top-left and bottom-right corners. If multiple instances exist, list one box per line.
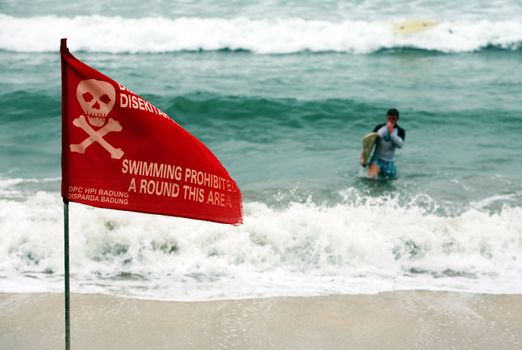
left=0, top=0, right=521, bottom=301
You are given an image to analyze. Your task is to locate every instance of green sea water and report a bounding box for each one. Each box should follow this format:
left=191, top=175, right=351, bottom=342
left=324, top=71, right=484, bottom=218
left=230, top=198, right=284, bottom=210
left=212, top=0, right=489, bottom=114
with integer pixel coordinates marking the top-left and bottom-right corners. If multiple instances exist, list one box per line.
left=1, top=49, right=521, bottom=211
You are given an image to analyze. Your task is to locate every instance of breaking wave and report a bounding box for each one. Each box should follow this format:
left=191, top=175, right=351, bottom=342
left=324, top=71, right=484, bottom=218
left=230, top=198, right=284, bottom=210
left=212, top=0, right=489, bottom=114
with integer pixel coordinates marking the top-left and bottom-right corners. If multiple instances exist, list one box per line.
left=1, top=14, right=521, bottom=54
left=1, top=190, right=521, bottom=300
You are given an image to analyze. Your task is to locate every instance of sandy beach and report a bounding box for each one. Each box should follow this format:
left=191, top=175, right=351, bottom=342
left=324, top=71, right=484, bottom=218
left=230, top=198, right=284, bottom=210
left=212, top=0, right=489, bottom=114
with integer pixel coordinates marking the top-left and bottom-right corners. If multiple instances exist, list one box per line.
left=1, top=291, right=521, bottom=350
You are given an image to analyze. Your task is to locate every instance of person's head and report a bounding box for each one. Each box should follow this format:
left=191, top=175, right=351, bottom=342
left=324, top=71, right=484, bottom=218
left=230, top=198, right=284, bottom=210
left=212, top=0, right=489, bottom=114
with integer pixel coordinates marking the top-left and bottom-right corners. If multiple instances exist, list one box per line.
left=386, top=108, right=399, bottom=125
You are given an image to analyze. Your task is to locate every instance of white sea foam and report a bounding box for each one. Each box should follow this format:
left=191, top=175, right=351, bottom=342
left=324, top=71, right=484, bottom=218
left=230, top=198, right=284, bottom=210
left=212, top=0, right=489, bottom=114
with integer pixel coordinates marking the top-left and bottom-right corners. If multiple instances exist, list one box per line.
left=0, top=14, right=521, bottom=54
left=0, top=190, right=521, bottom=301
left=0, top=177, right=60, bottom=197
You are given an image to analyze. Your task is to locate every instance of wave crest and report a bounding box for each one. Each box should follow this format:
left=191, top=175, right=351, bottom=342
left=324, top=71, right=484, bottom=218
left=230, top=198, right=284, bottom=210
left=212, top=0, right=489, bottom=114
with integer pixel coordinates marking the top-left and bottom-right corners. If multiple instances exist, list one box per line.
left=1, top=15, right=521, bottom=54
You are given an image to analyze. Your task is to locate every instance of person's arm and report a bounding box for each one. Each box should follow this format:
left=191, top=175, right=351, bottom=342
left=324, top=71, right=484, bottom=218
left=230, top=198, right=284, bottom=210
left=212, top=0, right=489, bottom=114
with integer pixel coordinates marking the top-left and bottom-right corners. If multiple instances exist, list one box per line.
left=376, top=125, right=386, bottom=136
left=390, top=128, right=404, bottom=148
left=376, top=125, right=390, bottom=140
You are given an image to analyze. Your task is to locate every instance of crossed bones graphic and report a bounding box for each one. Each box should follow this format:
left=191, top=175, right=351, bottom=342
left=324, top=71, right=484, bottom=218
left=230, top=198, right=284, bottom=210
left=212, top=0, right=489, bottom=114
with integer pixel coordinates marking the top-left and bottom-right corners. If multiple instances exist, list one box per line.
left=69, top=115, right=124, bottom=159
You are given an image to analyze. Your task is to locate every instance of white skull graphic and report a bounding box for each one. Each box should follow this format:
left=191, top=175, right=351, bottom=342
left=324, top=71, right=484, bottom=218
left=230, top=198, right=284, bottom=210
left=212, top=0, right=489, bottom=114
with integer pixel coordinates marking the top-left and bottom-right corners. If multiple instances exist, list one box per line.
left=76, top=79, right=116, bottom=127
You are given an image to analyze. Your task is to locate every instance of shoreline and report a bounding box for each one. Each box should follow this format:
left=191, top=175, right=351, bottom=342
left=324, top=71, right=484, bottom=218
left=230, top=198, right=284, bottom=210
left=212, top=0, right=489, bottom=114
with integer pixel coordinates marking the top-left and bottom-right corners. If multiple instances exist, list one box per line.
left=1, top=291, right=521, bottom=349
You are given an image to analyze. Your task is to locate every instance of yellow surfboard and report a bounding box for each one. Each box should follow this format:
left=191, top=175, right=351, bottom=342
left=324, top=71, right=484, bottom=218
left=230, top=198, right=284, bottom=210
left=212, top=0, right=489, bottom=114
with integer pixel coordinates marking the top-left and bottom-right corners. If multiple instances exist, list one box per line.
left=393, top=20, right=438, bottom=35
left=361, top=132, right=378, bottom=167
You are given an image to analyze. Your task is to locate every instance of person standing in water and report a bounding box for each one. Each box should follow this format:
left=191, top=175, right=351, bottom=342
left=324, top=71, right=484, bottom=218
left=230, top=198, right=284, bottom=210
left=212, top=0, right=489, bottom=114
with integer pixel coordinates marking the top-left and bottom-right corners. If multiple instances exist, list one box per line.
left=360, top=108, right=405, bottom=178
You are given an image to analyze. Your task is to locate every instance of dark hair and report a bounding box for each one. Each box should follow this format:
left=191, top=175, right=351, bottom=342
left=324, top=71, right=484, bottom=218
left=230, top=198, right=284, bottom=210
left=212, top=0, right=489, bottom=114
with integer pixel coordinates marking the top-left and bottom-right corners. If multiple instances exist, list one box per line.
left=387, top=108, right=399, bottom=120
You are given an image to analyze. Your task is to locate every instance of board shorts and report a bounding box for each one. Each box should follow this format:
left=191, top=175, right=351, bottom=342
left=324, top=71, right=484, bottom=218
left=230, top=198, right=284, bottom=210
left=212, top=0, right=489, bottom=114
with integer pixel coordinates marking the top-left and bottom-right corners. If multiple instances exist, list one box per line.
left=370, top=156, right=397, bottom=178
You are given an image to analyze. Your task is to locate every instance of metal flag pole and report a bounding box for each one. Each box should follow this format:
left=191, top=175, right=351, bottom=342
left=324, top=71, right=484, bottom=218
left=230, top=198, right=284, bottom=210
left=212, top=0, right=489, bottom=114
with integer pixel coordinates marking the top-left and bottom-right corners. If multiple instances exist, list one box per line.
left=64, top=200, right=70, bottom=350
left=61, top=37, right=71, bottom=350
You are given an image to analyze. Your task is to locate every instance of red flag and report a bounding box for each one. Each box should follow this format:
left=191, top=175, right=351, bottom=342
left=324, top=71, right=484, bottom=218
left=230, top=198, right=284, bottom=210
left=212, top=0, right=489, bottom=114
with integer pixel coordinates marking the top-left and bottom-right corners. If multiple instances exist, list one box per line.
left=60, top=39, right=242, bottom=225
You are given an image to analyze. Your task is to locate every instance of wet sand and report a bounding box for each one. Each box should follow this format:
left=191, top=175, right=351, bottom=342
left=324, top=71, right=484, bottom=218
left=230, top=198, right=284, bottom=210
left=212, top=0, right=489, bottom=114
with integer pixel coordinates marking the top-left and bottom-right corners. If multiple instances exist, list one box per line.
left=1, top=291, right=521, bottom=350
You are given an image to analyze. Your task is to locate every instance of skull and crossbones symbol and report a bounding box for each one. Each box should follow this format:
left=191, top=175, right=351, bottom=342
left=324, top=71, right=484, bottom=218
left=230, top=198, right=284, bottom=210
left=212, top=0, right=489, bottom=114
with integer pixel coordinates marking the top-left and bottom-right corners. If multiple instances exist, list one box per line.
left=69, top=79, right=124, bottom=159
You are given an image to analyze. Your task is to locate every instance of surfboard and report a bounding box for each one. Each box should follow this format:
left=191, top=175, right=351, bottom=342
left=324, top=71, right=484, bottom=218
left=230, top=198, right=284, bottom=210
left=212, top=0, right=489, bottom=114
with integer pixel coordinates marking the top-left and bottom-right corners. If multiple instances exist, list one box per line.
left=361, top=132, right=378, bottom=167
left=393, top=20, right=438, bottom=35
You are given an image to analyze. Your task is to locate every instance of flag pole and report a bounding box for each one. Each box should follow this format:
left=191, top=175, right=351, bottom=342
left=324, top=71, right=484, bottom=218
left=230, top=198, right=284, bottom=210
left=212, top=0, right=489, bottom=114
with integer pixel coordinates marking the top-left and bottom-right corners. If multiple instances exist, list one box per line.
left=64, top=200, right=70, bottom=350
left=60, top=37, right=71, bottom=350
